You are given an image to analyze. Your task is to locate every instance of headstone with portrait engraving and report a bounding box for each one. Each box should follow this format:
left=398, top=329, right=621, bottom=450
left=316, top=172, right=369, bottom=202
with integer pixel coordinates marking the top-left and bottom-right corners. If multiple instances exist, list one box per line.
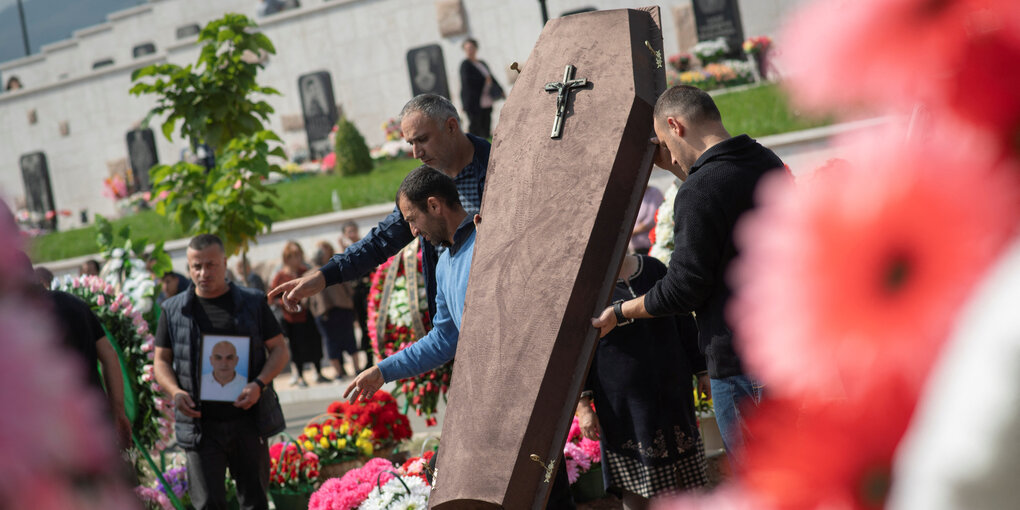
left=692, top=0, right=745, bottom=58
left=430, top=7, right=666, bottom=509
left=126, top=128, right=158, bottom=191
left=406, top=44, right=450, bottom=99
left=298, top=71, right=340, bottom=160
left=20, top=152, right=57, bottom=230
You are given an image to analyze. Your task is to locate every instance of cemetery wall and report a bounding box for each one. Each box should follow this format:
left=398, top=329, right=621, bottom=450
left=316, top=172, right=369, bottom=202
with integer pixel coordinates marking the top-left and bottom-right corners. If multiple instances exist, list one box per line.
left=0, top=0, right=804, bottom=230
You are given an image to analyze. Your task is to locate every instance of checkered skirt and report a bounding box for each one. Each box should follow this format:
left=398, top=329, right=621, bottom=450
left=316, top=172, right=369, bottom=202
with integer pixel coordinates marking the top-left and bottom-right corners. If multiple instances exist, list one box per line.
left=604, top=435, right=708, bottom=498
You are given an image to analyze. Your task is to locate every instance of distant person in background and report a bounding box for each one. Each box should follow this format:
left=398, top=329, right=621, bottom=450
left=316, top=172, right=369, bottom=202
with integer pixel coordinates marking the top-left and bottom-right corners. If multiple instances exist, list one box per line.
left=236, top=258, right=266, bottom=293
left=338, top=220, right=360, bottom=252
left=459, top=38, right=504, bottom=139
left=308, top=241, right=362, bottom=378
left=630, top=186, right=664, bottom=255
left=159, top=271, right=190, bottom=305
left=5, top=76, right=22, bottom=91
left=35, top=266, right=54, bottom=288
left=80, top=259, right=101, bottom=276
left=337, top=221, right=374, bottom=368
left=270, top=241, right=329, bottom=387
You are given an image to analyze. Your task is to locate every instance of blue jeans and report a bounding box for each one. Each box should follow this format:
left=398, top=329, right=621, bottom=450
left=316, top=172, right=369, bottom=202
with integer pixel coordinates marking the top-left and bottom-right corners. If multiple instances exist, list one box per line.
left=710, top=375, right=764, bottom=459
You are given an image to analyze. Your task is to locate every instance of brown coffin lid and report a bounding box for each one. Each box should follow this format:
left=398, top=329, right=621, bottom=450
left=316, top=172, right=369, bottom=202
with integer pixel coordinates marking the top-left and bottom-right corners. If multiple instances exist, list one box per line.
left=431, top=7, right=666, bottom=510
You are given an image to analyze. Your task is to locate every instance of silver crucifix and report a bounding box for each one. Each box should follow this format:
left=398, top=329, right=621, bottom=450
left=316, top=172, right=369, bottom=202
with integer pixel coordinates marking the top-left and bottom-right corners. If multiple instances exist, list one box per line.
left=544, top=64, right=588, bottom=139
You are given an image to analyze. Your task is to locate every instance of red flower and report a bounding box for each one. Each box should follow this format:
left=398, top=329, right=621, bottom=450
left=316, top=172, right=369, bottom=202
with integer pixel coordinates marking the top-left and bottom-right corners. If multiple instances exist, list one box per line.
left=730, top=133, right=1020, bottom=400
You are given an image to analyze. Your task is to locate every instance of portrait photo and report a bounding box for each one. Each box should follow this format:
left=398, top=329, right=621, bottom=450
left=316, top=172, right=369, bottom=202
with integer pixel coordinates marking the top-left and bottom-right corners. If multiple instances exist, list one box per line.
left=199, top=335, right=250, bottom=402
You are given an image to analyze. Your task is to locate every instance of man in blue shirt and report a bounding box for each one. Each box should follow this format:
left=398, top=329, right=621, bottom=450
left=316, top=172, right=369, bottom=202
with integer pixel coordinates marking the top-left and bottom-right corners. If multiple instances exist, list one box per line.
left=343, top=165, right=475, bottom=402
left=268, top=94, right=489, bottom=320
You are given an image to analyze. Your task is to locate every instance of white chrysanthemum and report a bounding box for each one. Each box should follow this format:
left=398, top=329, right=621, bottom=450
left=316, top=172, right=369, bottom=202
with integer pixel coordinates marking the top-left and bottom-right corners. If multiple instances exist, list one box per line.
left=391, top=493, right=428, bottom=510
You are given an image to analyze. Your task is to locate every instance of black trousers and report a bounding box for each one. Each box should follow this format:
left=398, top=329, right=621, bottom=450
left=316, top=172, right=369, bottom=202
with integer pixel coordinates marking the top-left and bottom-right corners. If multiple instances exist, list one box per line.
left=466, top=108, right=493, bottom=139
left=186, top=418, right=270, bottom=510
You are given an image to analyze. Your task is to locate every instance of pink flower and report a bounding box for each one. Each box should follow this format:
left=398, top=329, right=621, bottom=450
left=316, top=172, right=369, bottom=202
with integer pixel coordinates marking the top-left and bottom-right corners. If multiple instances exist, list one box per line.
left=109, top=301, right=119, bottom=313
left=730, top=133, right=1020, bottom=401
left=147, top=351, right=155, bottom=360
left=96, top=295, right=105, bottom=307
left=71, top=278, right=80, bottom=289
left=321, top=152, right=336, bottom=171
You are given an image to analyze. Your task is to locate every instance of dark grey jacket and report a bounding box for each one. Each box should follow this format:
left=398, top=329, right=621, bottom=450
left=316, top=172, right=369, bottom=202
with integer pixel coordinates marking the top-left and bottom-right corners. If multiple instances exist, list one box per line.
left=161, top=282, right=285, bottom=448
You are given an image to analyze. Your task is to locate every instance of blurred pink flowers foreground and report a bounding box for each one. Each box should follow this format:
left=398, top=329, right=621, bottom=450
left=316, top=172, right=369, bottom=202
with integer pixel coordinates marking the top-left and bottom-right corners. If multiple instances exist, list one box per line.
left=0, top=202, right=138, bottom=510
left=655, top=0, right=1020, bottom=509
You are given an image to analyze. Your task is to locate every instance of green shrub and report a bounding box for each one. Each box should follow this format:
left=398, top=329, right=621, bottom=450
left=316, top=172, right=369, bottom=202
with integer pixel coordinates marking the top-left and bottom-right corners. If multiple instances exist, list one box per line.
left=334, top=116, right=374, bottom=176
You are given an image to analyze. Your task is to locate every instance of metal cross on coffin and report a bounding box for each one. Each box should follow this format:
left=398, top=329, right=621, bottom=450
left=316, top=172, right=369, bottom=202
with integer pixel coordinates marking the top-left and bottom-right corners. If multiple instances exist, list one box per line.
left=544, top=64, right=589, bottom=139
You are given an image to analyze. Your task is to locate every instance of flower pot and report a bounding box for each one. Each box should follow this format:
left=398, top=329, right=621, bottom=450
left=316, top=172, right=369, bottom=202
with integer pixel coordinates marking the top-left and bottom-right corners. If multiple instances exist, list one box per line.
left=269, top=488, right=313, bottom=510
left=569, top=463, right=606, bottom=503
left=699, top=414, right=725, bottom=453
left=319, top=458, right=364, bottom=480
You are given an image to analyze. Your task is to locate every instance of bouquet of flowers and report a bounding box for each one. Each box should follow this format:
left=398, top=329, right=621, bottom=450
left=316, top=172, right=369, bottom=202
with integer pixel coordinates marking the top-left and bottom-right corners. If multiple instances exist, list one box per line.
left=327, top=390, right=413, bottom=451
left=367, top=240, right=451, bottom=423
left=360, top=474, right=430, bottom=510
left=382, top=118, right=402, bottom=142
left=308, top=457, right=400, bottom=510
left=269, top=440, right=321, bottom=492
left=103, top=174, right=130, bottom=201
left=742, top=35, right=772, bottom=55
left=135, top=465, right=188, bottom=510
left=667, top=52, right=692, bottom=72
left=56, top=275, right=175, bottom=455
left=563, top=414, right=602, bottom=484
left=691, top=37, right=729, bottom=64
left=300, top=416, right=377, bottom=462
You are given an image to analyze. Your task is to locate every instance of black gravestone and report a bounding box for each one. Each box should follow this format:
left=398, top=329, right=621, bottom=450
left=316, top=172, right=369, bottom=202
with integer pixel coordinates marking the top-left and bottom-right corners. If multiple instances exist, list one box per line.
left=133, top=42, right=157, bottom=58
left=176, top=24, right=200, bottom=39
left=298, top=71, right=340, bottom=160
left=126, top=128, right=158, bottom=191
left=692, top=0, right=745, bottom=58
left=406, top=44, right=450, bottom=99
left=20, top=152, right=56, bottom=230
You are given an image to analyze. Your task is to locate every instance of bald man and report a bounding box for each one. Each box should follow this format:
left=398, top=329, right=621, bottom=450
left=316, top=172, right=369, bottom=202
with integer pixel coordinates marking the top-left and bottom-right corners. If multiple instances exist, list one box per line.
left=201, top=340, right=248, bottom=401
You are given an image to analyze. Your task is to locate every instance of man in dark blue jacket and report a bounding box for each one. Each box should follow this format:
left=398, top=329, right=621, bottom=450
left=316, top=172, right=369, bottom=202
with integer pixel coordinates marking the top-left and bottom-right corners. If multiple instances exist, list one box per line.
left=593, top=85, right=786, bottom=459
left=268, top=94, right=489, bottom=321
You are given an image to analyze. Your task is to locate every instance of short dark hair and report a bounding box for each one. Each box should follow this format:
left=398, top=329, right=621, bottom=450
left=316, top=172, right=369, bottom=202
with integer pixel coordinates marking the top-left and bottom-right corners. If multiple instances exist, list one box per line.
left=463, top=38, right=478, bottom=48
left=654, top=85, right=722, bottom=125
left=396, top=165, right=462, bottom=213
left=341, top=220, right=358, bottom=231
left=188, top=233, right=224, bottom=251
left=82, top=259, right=100, bottom=273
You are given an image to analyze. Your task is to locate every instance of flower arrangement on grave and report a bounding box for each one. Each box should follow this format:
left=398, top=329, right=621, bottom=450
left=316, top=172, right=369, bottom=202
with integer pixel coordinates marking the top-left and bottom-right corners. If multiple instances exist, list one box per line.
left=691, top=37, right=728, bottom=64
left=742, top=35, right=772, bottom=55
left=308, top=457, right=402, bottom=510
left=103, top=174, right=130, bottom=201
left=382, top=118, right=402, bottom=142
left=56, top=275, right=175, bottom=456
left=0, top=208, right=137, bottom=510
left=270, top=441, right=321, bottom=491
left=360, top=473, right=430, bottom=509
left=327, top=390, right=414, bottom=451
left=135, top=465, right=189, bottom=510
left=367, top=240, right=451, bottom=424
left=563, top=414, right=602, bottom=484
left=653, top=0, right=1020, bottom=508
left=667, top=52, right=692, bottom=72
left=300, top=416, right=376, bottom=463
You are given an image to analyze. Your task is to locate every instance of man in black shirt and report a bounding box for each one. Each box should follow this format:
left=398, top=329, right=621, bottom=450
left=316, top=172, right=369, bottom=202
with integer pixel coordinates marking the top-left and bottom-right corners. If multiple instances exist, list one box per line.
left=593, top=85, right=785, bottom=459
left=154, top=234, right=289, bottom=510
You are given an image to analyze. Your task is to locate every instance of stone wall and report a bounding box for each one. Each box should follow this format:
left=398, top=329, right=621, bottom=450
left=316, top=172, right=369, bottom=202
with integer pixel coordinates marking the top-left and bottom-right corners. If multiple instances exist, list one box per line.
left=0, top=0, right=805, bottom=230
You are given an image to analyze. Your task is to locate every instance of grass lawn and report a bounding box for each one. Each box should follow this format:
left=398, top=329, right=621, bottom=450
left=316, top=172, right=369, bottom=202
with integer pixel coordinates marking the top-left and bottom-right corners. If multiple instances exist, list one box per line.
left=29, top=158, right=419, bottom=263
left=30, top=84, right=829, bottom=263
left=714, top=83, right=833, bottom=139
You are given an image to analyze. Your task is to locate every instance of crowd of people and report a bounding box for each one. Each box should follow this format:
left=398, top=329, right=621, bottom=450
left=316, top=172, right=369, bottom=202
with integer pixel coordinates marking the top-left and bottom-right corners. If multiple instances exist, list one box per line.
left=27, top=80, right=780, bottom=510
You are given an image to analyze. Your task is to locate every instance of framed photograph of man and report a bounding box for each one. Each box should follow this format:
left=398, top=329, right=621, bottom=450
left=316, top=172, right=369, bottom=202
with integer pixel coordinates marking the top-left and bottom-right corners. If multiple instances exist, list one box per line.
left=200, top=335, right=250, bottom=402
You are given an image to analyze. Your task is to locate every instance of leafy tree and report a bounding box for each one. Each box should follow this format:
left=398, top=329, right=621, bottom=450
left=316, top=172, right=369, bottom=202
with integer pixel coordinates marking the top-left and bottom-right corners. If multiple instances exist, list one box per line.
left=130, top=13, right=283, bottom=256
left=334, top=116, right=374, bottom=176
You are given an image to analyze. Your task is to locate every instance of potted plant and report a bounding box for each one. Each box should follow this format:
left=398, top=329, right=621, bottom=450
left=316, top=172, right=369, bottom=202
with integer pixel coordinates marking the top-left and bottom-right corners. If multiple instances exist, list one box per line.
left=267, top=438, right=320, bottom=510
left=692, top=37, right=729, bottom=65
left=299, top=415, right=374, bottom=479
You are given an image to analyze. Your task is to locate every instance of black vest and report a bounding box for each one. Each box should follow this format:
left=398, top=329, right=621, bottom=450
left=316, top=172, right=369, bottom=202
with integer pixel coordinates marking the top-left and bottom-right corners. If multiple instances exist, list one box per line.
left=161, top=282, right=285, bottom=448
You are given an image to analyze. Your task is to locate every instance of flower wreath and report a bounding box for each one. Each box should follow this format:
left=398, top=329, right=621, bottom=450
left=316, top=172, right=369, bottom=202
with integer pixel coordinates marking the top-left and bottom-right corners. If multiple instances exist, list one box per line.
left=56, top=275, right=175, bottom=455
left=366, top=239, right=451, bottom=424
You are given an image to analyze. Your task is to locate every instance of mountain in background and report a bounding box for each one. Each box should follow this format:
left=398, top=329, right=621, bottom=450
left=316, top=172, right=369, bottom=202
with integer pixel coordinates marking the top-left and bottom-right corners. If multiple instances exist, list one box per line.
left=0, top=0, right=145, bottom=68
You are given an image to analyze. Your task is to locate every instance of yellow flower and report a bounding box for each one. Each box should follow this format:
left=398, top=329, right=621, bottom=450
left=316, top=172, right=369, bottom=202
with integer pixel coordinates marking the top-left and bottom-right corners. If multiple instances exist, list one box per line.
left=337, top=438, right=347, bottom=449
left=357, top=439, right=373, bottom=456
left=303, top=440, right=314, bottom=450
left=359, top=428, right=372, bottom=440
left=319, top=437, right=329, bottom=448
left=303, top=427, right=316, bottom=437
left=323, top=424, right=333, bottom=435
left=339, top=423, right=349, bottom=434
